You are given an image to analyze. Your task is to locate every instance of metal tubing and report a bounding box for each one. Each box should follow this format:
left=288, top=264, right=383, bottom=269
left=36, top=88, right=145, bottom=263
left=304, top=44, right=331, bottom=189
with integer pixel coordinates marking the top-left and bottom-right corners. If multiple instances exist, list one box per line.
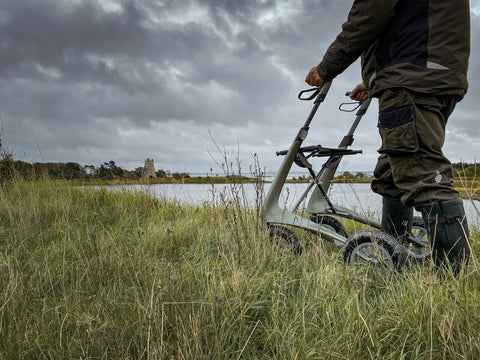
left=306, top=98, right=372, bottom=214
left=264, top=82, right=331, bottom=218
left=264, top=84, right=380, bottom=248
left=291, top=98, right=371, bottom=212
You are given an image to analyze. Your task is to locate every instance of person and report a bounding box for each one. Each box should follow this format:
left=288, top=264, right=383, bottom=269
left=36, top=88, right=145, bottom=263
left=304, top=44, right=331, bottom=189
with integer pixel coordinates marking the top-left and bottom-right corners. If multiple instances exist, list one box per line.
left=305, top=0, right=471, bottom=274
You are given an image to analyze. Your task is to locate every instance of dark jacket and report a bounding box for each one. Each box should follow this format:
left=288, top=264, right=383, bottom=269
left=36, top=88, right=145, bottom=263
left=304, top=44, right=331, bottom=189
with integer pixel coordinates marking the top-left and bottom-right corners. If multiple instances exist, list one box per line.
left=316, top=0, right=470, bottom=98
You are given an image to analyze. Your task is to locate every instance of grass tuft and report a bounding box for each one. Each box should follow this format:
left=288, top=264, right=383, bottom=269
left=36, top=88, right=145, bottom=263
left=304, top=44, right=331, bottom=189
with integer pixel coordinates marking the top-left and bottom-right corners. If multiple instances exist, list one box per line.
left=0, top=179, right=479, bottom=359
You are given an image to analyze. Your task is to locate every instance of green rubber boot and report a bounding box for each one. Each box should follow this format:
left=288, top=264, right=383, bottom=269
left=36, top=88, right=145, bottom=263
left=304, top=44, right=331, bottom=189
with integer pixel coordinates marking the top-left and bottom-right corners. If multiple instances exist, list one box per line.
left=419, top=199, right=470, bottom=275
left=381, top=196, right=413, bottom=244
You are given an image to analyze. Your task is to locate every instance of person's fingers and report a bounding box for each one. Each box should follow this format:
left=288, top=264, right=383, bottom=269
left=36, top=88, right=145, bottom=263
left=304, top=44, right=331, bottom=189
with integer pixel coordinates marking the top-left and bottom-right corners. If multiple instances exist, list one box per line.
left=305, top=67, right=324, bottom=86
left=305, top=70, right=312, bottom=84
left=349, top=88, right=360, bottom=100
left=305, top=67, right=316, bottom=85
left=349, top=84, right=368, bottom=101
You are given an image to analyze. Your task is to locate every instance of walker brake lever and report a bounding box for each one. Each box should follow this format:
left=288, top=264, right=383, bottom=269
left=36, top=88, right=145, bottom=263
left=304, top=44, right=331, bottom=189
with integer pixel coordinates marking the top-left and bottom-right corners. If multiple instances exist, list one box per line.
left=339, top=102, right=361, bottom=112
left=298, top=87, right=321, bottom=101
left=339, top=91, right=362, bottom=112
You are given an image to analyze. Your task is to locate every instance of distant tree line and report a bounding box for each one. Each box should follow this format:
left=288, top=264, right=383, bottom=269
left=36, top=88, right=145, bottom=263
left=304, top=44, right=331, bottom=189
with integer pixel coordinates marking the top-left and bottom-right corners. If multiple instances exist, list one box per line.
left=1, top=158, right=191, bottom=182
left=452, top=163, right=480, bottom=178
left=1, top=159, right=132, bottom=181
left=135, top=168, right=190, bottom=180
left=334, top=171, right=370, bottom=181
left=0, top=140, right=190, bottom=182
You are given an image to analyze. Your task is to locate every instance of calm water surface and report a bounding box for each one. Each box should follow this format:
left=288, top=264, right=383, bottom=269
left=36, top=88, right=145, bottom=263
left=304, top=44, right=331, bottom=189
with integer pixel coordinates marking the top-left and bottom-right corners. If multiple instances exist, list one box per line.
left=119, top=183, right=480, bottom=225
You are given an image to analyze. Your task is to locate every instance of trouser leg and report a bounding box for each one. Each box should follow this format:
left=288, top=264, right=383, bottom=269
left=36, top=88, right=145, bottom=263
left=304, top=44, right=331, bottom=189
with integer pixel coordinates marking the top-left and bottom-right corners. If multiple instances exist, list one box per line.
left=418, top=199, right=470, bottom=274
left=370, top=89, right=459, bottom=207
left=370, top=89, right=470, bottom=274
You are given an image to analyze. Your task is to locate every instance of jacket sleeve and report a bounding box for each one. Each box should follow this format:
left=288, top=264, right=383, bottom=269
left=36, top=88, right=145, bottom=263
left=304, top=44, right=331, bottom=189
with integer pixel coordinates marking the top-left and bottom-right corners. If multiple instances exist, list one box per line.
left=317, top=0, right=399, bottom=82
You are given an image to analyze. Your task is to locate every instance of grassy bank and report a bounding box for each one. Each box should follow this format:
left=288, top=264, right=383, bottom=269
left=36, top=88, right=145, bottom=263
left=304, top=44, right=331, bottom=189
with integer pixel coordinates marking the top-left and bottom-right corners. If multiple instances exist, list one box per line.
left=1, top=180, right=479, bottom=359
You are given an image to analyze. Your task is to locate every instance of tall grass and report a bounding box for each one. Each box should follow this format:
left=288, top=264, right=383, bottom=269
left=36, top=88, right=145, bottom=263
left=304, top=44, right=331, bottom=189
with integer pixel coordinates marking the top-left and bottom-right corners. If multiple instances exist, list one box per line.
left=0, top=179, right=479, bottom=359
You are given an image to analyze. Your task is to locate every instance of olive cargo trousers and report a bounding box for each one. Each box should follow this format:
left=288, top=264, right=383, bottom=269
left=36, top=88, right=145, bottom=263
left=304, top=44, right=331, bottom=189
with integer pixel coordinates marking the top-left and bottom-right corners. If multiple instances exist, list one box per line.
left=371, top=88, right=460, bottom=208
left=371, top=88, right=470, bottom=272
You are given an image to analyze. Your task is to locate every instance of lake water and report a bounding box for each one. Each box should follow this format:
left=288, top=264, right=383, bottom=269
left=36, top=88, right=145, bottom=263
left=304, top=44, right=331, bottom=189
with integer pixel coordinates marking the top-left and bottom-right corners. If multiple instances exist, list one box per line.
left=118, top=182, right=480, bottom=225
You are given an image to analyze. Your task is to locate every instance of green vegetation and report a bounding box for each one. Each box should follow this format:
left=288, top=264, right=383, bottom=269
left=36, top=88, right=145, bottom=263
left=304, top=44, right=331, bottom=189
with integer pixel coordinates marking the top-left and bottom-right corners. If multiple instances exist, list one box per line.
left=1, top=159, right=164, bottom=181
left=1, top=179, right=480, bottom=359
left=0, top=149, right=260, bottom=185
left=332, top=171, right=372, bottom=183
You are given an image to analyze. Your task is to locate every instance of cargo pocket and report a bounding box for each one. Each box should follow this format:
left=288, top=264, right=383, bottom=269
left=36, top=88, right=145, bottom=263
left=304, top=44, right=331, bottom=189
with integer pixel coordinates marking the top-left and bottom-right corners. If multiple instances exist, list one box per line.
left=377, top=104, right=419, bottom=155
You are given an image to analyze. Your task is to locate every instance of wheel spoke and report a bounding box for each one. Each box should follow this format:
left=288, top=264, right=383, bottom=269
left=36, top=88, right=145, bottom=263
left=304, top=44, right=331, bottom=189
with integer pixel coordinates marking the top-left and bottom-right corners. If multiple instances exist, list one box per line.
left=350, top=241, right=394, bottom=270
left=343, top=229, right=407, bottom=277
left=406, top=224, right=431, bottom=262
left=357, top=249, right=375, bottom=261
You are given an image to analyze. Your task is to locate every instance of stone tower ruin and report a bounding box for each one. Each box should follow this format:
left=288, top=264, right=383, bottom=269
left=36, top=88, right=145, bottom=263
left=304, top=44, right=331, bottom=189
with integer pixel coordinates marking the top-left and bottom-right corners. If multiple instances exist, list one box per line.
left=143, top=158, right=156, bottom=178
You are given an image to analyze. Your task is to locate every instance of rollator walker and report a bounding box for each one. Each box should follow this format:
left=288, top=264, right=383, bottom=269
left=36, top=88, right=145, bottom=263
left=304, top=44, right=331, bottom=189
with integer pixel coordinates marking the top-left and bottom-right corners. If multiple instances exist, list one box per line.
left=263, top=82, right=430, bottom=272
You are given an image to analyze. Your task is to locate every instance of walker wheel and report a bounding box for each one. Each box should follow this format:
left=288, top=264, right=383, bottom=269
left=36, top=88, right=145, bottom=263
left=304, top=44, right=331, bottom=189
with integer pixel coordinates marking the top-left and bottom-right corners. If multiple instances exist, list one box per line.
left=405, top=216, right=431, bottom=262
left=310, top=215, right=348, bottom=238
left=268, top=225, right=303, bottom=255
left=342, top=229, right=407, bottom=278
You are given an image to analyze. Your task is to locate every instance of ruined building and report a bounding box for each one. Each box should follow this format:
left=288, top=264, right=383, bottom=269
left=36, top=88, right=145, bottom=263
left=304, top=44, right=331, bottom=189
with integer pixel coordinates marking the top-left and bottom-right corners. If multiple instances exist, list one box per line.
left=142, top=158, right=156, bottom=178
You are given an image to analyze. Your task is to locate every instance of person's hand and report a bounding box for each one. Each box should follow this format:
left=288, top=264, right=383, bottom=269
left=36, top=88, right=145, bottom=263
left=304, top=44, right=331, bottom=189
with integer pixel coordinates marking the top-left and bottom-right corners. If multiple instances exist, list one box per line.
left=305, top=66, right=324, bottom=87
left=349, top=83, right=368, bottom=101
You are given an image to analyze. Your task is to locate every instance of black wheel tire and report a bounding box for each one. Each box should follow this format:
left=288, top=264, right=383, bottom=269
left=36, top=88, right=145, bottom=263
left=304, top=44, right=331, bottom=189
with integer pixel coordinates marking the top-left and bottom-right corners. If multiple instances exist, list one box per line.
left=268, top=225, right=303, bottom=255
left=310, top=215, right=348, bottom=238
left=405, top=216, right=431, bottom=263
left=342, top=229, right=407, bottom=273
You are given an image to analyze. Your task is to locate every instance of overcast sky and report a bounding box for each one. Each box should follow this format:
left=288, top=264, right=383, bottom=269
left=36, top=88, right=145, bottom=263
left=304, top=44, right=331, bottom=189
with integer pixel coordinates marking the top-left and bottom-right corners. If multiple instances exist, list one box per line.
left=1, top=0, right=480, bottom=175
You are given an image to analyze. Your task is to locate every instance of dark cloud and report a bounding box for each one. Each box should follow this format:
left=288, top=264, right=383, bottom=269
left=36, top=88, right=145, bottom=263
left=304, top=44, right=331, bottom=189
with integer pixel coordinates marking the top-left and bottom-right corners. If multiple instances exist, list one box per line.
left=0, top=0, right=479, bottom=172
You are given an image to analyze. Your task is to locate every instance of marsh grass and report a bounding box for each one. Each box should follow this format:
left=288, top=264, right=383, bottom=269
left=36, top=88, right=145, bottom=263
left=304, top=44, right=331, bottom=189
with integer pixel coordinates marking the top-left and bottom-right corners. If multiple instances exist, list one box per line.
left=1, top=179, right=480, bottom=359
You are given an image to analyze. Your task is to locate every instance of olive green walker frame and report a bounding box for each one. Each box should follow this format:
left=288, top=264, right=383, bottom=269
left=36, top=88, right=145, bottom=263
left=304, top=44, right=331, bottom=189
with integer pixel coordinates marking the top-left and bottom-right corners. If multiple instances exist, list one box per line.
left=263, top=82, right=429, bottom=263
